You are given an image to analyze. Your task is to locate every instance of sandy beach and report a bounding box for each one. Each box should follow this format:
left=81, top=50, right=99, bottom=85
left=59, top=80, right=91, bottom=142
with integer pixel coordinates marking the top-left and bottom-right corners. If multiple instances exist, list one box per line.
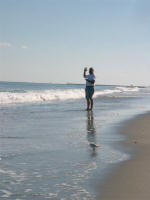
left=98, top=112, right=150, bottom=200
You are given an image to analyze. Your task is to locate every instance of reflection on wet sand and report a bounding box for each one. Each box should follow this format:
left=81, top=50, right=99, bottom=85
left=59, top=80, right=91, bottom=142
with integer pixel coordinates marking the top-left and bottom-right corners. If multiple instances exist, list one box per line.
left=86, top=111, right=98, bottom=157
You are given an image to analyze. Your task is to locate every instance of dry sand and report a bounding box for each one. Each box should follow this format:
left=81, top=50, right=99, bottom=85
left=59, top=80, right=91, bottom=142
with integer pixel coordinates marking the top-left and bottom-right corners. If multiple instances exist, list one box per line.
left=98, top=112, right=150, bottom=200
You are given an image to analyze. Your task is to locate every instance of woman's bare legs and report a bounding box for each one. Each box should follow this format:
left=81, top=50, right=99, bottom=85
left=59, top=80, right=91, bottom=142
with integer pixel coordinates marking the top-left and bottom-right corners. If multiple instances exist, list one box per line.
left=90, top=98, right=93, bottom=110
left=86, top=99, right=90, bottom=110
left=86, top=98, right=93, bottom=111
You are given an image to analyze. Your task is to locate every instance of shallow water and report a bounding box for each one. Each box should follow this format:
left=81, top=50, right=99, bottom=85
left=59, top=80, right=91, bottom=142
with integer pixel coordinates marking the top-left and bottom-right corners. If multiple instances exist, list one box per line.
left=0, top=82, right=150, bottom=199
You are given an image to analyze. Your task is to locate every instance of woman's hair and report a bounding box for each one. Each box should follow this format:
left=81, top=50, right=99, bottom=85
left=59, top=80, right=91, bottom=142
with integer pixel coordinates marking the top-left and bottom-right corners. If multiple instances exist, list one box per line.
left=89, top=67, right=94, bottom=74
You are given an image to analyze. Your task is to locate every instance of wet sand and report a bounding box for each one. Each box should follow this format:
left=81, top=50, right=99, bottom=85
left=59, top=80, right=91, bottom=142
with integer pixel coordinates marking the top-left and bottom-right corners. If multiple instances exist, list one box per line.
left=98, top=112, right=150, bottom=200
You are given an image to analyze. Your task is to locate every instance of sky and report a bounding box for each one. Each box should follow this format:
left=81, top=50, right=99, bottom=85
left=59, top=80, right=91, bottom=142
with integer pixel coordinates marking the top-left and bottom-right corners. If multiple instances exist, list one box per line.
left=0, top=0, right=150, bottom=85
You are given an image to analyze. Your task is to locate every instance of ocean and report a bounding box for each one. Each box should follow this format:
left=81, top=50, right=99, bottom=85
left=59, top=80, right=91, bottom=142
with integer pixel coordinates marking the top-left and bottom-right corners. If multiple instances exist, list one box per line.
left=0, top=81, right=150, bottom=199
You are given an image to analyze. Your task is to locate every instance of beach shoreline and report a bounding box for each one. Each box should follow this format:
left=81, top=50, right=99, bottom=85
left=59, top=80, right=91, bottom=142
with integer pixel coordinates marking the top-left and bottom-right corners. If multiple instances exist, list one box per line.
left=97, top=111, right=150, bottom=200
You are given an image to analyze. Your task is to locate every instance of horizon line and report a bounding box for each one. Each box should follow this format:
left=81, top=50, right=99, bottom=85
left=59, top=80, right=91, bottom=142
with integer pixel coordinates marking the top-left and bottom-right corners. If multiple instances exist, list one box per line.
left=0, top=80, right=147, bottom=87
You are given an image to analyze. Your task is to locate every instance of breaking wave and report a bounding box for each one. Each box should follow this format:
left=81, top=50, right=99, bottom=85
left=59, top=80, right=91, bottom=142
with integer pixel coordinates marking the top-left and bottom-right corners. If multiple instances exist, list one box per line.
left=0, top=86, right=140, bottom=105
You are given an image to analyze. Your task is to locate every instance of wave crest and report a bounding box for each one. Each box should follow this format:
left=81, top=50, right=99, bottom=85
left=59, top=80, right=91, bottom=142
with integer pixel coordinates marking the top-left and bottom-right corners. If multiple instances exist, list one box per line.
left=0, top=86, right=140, bottom=105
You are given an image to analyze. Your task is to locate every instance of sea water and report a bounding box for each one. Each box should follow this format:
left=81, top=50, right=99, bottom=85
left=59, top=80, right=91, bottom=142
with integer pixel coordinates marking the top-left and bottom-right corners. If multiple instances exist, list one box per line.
left=0, top=82, right=150, bottom=199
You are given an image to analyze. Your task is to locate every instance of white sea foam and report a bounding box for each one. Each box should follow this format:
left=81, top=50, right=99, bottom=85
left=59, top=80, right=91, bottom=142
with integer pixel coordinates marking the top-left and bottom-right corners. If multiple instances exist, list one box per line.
left=116, top=86, right=139, bottom=92
left=25, top=189, right=32, bottom=193
left=0, top=86, right=140, bottom=105
left=0, top=190, right=12, bottom=198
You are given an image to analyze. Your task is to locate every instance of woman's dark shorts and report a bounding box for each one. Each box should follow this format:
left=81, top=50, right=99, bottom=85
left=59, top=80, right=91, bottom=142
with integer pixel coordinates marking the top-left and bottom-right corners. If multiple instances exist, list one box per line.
left=85, top=86, right=94, bottom=99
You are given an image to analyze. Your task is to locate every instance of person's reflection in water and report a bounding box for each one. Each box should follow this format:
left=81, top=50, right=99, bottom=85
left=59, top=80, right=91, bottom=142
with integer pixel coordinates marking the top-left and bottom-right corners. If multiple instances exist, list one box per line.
left=86, top=111, right=97, bottom=157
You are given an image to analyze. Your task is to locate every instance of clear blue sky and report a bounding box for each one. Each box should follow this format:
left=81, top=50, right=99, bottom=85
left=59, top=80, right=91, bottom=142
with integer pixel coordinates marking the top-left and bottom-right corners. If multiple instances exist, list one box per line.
left=0, top=0, right=150, bottom=85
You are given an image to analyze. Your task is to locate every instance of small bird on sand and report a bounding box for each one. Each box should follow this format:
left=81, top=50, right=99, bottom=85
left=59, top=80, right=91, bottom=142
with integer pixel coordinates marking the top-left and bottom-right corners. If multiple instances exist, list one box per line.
left=89, top=143, right=99, bottom=150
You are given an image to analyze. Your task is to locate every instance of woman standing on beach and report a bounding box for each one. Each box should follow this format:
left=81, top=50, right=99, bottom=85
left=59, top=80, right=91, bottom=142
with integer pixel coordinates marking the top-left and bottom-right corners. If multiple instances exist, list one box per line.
left=83, top=67, right=96, bottom=111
